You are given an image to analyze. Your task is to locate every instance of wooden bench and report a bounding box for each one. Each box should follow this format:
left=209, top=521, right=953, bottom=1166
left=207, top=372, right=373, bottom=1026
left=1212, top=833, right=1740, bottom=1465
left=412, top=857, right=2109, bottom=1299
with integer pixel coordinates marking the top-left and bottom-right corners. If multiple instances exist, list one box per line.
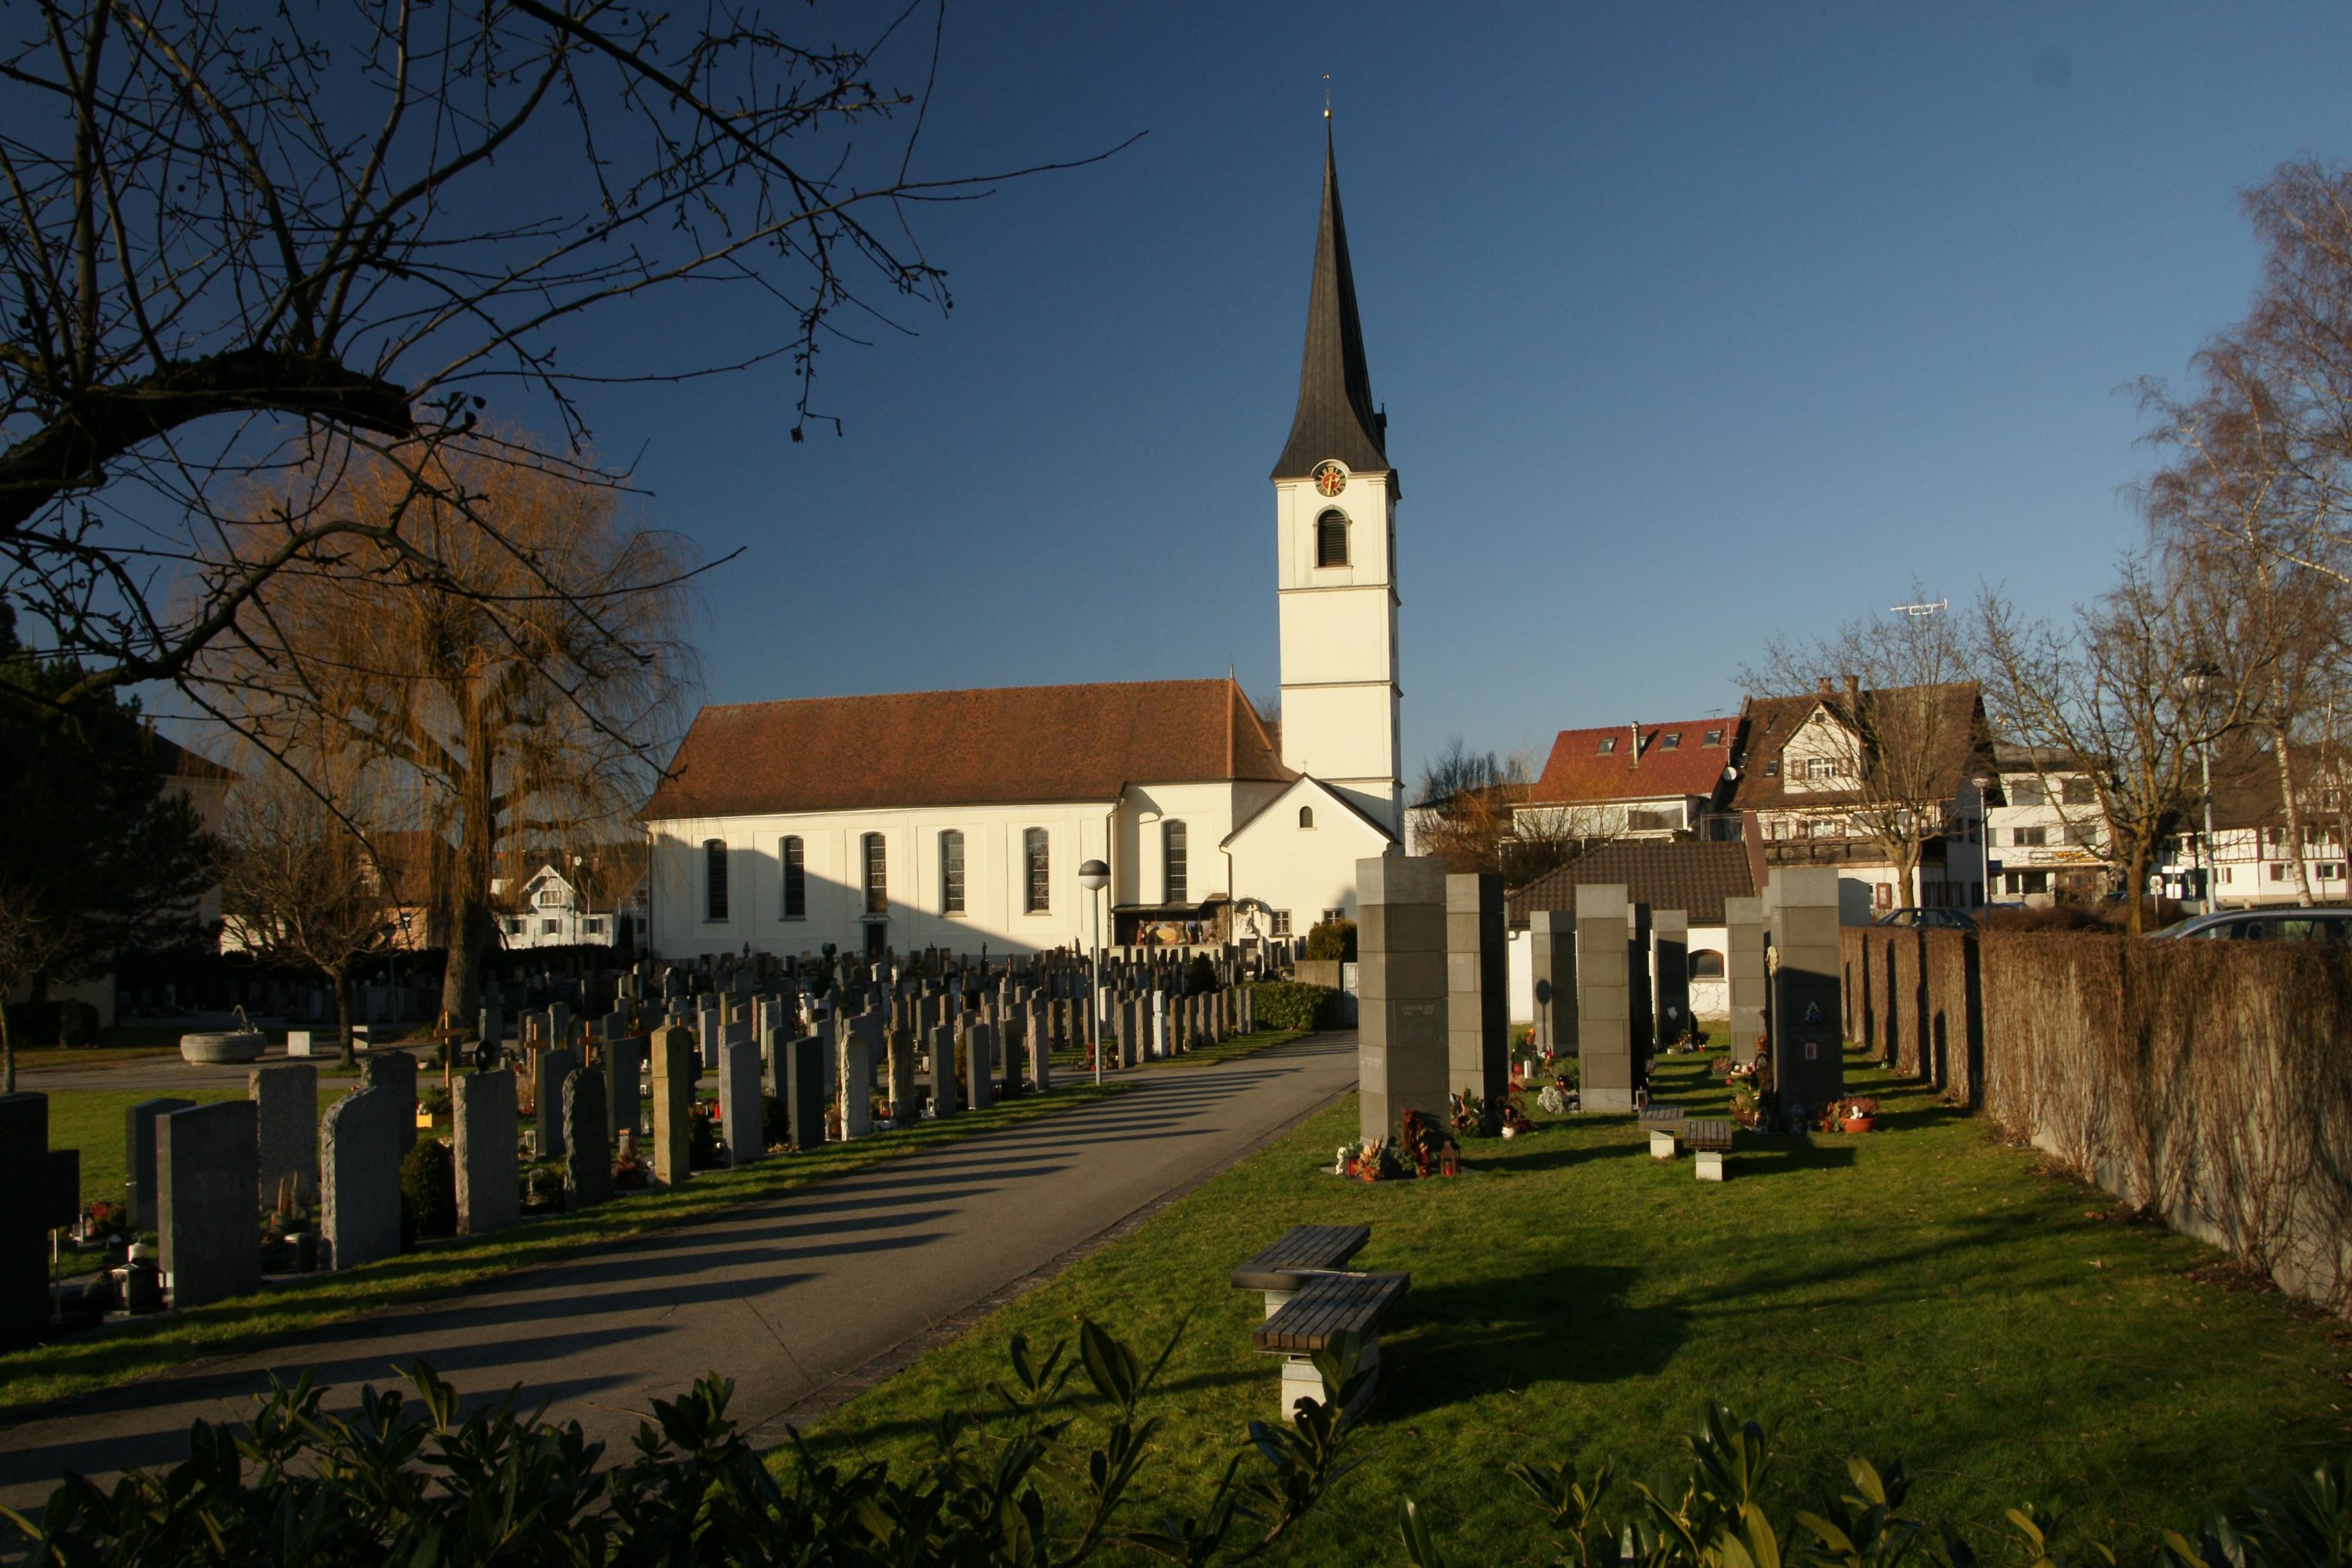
left=1252, top=1269, right=1409, bottom=1420
left=1641, top=1103, right=1688, bottom=1157
left=1231, top=1224, right=1370, bottom=1317
left=1683, top=1117, right=1735, bottom=1180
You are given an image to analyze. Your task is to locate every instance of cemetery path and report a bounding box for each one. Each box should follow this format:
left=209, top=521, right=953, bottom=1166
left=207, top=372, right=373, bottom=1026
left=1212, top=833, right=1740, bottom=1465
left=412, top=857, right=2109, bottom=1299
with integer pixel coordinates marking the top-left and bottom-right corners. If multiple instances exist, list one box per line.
left=0, top=1033, right=1359, bottom=1509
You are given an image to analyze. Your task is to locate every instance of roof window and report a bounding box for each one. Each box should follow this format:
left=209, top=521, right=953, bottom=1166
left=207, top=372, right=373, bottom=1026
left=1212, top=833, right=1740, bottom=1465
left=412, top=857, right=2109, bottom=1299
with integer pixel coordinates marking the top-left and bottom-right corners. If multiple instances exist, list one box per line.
left=1660, top=733, right=1681, bottom=750
left=1704, top=728, right=1724, bottom=746
left=1597, top=736, right=1618, bottom=755
left=1764, top=759, right=1780, bottom=776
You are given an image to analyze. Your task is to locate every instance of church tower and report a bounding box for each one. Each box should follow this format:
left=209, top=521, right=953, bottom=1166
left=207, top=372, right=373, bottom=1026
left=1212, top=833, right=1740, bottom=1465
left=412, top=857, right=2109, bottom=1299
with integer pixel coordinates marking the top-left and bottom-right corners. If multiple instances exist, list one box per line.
left=1272, top=130, right=1403, bottom=836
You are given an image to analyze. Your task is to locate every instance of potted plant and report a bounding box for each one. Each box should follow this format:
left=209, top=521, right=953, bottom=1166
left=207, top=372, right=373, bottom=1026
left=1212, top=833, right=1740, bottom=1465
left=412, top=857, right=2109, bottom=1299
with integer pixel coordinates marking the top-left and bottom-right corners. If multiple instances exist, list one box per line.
left=1820, top=1096, right=1880, bottom=1134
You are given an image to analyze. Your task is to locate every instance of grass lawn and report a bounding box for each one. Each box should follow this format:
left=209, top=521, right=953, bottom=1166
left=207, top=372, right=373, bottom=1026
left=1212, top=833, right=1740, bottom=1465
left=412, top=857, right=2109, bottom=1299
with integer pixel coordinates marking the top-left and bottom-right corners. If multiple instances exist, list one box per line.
left=797, top=1053, right=2352, bottom=1566
left=0, top=1077, right=1131, bottom=1418
left=1049, top=1025, right=1307, bottom=1075
left=49, top=1083, right=360, bottom=1209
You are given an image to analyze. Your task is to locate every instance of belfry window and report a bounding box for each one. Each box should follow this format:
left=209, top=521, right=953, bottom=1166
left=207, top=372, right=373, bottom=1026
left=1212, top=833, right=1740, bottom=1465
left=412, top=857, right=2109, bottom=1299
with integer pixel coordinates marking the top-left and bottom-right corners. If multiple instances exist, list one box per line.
left=1316, top=509, right=1350, bottom=568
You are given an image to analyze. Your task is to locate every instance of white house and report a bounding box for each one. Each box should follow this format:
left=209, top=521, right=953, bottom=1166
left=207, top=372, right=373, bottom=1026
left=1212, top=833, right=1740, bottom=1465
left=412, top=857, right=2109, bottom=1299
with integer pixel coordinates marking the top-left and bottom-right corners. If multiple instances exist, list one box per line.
left=641, top=131, right=1403, bottom=960
left=2154, top=740, right=2352, bottom=908
left=495, top=863, right=637, bottom=949
left=1984, top=743, right=2113, bottom=904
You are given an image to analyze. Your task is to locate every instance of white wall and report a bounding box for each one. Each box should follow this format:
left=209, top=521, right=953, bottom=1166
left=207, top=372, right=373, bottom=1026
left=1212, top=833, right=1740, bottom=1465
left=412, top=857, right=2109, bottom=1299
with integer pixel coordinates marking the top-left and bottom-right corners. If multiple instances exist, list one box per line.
left=1275, top=466, right=1401, bottom=835
left=1225, top=782, right=1391, bottom=944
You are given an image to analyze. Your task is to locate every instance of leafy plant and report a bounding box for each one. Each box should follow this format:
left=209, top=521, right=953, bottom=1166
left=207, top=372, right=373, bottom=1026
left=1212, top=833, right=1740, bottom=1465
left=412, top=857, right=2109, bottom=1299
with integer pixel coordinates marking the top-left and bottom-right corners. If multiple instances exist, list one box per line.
left=1305, top=918, right=1357, bottom=962
left=1252, top=981, right=1338, bottom=1032
left=397, top=1137, right=455, bottom=1243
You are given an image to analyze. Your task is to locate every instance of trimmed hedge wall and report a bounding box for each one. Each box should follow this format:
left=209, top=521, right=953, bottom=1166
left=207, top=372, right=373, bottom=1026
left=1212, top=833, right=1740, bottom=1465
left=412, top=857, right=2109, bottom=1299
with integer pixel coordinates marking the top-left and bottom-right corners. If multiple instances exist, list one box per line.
left=1251, top=980, right=1339, bottom=1032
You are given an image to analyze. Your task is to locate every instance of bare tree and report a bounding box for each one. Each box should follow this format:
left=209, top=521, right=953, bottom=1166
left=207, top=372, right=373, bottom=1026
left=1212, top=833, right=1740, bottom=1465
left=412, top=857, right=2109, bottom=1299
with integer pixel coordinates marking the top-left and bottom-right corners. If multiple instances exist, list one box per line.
left=1412, top=738, right=1528, bottom=877
left=1745, top=592, right=1984, bottom=911
left=1, top=0, right=1127, bottom=730
left=1974, top=559, right=2256, bottom=934
left=218, top=756, right=396, bottom=1066
left=201, top=440, right=694, bottom=1029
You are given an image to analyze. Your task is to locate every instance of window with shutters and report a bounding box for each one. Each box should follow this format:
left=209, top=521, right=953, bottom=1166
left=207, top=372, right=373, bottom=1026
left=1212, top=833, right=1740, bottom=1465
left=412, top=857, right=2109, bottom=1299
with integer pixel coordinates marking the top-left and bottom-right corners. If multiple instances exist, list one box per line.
left=940, top=830, right=965, bottom=914
left=862, top=833, right=887, bottom=915
left=1315, top=509, right=1349, bottom=568
left=1024, top=829, right=1049, bottom=914
left=1164, top=820, right=1188, bottom=904
left=779, top=836, right=806, bottom=918
left=703, top=839, right=728, bottom=921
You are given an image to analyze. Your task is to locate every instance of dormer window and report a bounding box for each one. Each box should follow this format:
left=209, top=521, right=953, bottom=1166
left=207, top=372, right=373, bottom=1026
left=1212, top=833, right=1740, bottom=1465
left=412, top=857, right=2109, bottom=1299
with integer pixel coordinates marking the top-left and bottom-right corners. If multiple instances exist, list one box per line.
left=1704, top=728, right=1724, bottom=746
left=1660, top=733, right=1681, bottom=750
left=1597, top=736, right=1618, bottom=755
left=1764, top=759, right=1780, bottom=776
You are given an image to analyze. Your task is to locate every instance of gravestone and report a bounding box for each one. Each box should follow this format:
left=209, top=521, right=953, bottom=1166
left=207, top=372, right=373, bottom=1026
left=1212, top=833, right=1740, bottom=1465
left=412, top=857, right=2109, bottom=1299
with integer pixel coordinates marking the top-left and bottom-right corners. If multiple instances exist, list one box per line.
left=698, top=1005, right=723, bottom=1071
left=360, top=1050, right=418, bottom=1156
left=1651, top=908, right=1691, bottom=1048
left=1357, top=853, right=1449, bottom=1144
left=651, top=1024, right=696, bottom=1186
left=249, top=1063, right=318, bottom=1205
left=320, top=1086, right=403, bottom=1271
left=837, top=1017, right=873, bottom=1139
left=1576, top=884, right=1637, bottom=1112
left=159, top=1101, right=260, bottom=1308
left=1529, top=909, right=1577, bottom=1058
left=607, top=1035, right=646, bottom=1138
left=1118, top=999, right=1139, bottom=1068
left=536, top=1047, right=576, bottom=1159
left=565, top=1068, right=613, bottom=1206
left=1766, top=867, right=1844, bottom=1122
left=965, top=1023, right=995, bottom=1111
left=1151, top=992, right=1168, bottom=1058
left=1626, top=901, right=1654, bottom=1075
left=1241, top=984, right=1255, bottom=1033
left=999, top=1012, right=1022, bottom=1100
left=785, top=1036, right=826, bottom=1149
left=453, top=1070, right=520, bottom=1235
left=1447, top=873, right=1509, bottom=1120
left=721, top=1039, right=764, bottom=1166
left=1724, top=896, right=1767, bottom=1064
left=889, top=1028, right=918, bottom=1120
left=929, top=1023, right=959, bottom=1117
left=0, top=1095, right=79, bottom=1349
left=1027, top=1015, right=1052, bottom=1093
left=124, top=1096, right=195, bottom=1229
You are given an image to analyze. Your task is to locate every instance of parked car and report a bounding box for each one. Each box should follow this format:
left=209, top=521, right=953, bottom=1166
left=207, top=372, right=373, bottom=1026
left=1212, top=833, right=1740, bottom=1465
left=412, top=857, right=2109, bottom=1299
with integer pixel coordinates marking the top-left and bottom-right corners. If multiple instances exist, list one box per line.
left=1870, top=908, right=1976, bottom=931
left=2146, top=907, right=2352, bottom=942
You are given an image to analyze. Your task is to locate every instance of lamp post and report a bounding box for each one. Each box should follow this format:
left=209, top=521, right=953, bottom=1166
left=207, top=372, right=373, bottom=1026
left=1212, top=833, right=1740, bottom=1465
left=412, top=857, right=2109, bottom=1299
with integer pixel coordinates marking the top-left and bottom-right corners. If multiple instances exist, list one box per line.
left=1971, top=775, right=1992, bottom=913
left=1078, top=859, right=1110, bottom=1085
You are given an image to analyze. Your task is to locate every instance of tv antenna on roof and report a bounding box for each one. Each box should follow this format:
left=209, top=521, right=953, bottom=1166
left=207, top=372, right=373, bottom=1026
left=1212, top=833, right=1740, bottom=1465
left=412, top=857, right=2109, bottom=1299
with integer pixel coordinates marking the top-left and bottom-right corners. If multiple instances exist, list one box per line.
left=1890, top=599, right=1948, bottom=617
left=1323, top=74, right=1332, bottom=120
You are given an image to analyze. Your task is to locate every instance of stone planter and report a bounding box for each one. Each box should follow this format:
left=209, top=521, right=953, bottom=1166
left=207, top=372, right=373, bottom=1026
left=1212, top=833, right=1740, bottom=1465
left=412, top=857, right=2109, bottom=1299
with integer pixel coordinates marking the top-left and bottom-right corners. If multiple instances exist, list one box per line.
left=180, top=1029, right=265, bottom=1064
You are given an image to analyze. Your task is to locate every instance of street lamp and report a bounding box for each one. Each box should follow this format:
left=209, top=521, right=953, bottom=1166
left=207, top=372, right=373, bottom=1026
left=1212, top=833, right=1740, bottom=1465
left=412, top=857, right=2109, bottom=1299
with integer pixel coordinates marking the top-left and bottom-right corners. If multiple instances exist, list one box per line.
left=1971, top=775, right=1992, bottom=912
left=2181, top=665, right=2221, bottom=912
left=1078, top=859, right=1110, bottom=1084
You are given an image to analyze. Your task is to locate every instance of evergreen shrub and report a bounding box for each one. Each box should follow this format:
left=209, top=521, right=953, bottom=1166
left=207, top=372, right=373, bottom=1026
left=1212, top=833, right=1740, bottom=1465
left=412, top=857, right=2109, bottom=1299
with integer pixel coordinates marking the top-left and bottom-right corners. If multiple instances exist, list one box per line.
left=398, top=1138, right=456, bottom=1243
left=1252, top=980, right=1338, bottom=1032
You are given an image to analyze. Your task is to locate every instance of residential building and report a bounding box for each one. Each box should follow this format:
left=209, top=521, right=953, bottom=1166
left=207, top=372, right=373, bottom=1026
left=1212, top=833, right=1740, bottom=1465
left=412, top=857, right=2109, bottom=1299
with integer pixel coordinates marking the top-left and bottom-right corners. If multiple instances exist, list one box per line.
left=1500, top=838, right=1762, bottom=1021
left=2156, top=740, right=2352, bottom=907
left=1510, top=718, right=1744, bottom=843
left=1984, top=743, right=2114, bottom=904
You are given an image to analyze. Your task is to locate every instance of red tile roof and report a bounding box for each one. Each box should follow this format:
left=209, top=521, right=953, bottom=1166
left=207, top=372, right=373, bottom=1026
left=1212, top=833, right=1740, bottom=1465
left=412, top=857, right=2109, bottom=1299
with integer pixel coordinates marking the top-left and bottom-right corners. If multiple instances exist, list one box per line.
left=1525, top=719, right=1742, bottom=806
left=1505, top=839, right=1759, bottom=927
left=1729, top=684, right=1988, bottom=812
left=644, top=678, right=1291, bottom=820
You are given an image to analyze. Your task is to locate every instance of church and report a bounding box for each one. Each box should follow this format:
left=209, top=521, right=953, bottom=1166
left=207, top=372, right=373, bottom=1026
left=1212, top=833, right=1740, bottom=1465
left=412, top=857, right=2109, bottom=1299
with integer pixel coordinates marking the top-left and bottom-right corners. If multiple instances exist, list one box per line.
left=641, top=133, right=1406, bottom=960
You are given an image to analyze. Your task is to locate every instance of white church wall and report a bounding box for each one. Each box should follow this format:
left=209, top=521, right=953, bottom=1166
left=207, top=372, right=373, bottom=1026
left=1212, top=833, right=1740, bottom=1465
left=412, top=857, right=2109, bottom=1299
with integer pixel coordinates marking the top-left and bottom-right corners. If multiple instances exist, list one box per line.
left=1115, top=782, right=1246, bottom=907
left=649, top=799, right=1122, bottom=961
left=1225, top=782, right=1391, bottom=945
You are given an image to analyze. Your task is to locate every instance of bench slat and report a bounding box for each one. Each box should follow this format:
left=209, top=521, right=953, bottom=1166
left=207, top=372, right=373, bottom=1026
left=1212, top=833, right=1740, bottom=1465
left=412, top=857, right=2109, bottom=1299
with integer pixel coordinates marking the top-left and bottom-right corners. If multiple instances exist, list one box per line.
left=1252, top=1271, right=1409, bottom=1353
left=1683, top=1117, right=1735, bottom=1151
left=1231, top=1224, right=1371, bottom=1291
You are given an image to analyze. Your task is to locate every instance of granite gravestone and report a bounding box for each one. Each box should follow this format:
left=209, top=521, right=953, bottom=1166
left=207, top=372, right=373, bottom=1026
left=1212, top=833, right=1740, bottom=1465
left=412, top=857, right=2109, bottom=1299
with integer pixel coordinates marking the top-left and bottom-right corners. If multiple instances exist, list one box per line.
left=360, top=1050, right=418, bottom=1156
left=720, top=1039, right=764, bottom=1166
left=249, top=1063, right=318, bottom=1206
left=1576, top=884, right=1637, bottom=1113
left=651, top=1024, right=696, bottom=1186
left=453, top=1070, right=520, bottom=1235
left=785, top=1036, right=826, bottom=1148
left=565, top=1067, right=613, bottom=1206
left=1724, top=896, right=1767, bottom=1065
left=1651, top=908, right=1690, bottom=1049
left=965, top=1023, right=995, bottom=1112
left=160, top=1101, right=260, bottom=1308
left=320, top=1086, right=403, bottom=1271
left=1446, top=873, right=1509, bottom=1119
left=1766, top=867, right=1844, bottom=1121
left=123, top=1095, right=194, bottom=1228
left=1357, top=854, right=1449, bottom=1144
left=1529, top=910, right=1576, bottom=1059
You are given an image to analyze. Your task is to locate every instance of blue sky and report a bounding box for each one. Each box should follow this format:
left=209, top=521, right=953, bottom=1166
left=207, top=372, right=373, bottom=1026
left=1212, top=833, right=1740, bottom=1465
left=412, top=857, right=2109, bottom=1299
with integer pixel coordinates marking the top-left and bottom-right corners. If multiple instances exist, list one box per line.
left=568, top=2, right=2352, bottom=782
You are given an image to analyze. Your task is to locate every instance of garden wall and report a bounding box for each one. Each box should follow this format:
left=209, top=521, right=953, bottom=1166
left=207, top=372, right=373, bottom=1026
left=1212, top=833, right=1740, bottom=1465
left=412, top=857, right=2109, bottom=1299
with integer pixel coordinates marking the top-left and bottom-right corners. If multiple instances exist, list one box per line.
left=1840, top=924, right=2352, bottom=1313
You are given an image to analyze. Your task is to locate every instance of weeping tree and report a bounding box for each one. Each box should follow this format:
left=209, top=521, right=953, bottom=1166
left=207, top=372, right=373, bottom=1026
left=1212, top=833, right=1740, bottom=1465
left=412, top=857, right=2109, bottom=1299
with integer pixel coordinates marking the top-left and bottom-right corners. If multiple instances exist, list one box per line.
left=203, top=442, right=697, bottom=1030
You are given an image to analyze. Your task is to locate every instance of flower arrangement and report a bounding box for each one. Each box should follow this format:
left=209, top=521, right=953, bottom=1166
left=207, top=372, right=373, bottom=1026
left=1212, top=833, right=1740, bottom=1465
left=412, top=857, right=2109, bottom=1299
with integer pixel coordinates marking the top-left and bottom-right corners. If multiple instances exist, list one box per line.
left=1333, top=1138, right=1399, bottom=1181
left=1448, top=1091, right=1489, bottom=1137
left=1495, top=1094, right=1534, bottom=1137
left=1820, top=1096, right=1881, bottom=1134
left=1333, top=1112, right=1459, bottom=1180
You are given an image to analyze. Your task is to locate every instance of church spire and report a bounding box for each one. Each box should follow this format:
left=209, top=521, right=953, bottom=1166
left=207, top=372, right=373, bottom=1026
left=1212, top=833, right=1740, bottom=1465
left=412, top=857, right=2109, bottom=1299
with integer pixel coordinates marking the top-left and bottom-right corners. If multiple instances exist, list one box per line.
left=1271, top=129, right=1390, bottom=482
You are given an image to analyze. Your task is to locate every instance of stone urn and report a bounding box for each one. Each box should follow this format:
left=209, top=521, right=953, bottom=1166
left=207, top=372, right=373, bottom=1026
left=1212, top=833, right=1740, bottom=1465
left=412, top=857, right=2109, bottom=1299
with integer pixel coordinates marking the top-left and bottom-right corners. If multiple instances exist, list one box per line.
left=181, top=1029, right=266, bottom=1064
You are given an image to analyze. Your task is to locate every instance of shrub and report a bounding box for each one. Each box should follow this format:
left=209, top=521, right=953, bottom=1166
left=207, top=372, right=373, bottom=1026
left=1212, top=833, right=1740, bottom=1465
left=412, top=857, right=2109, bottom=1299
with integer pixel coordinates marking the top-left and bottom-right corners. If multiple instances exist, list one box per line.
left=761, top=1091, right=785, bottom=1147
left=1252, top=980, right=1338, bottom=1032
left=7, top=1327, right=1368, bottom=1566
left=1306, top=917, right=1357, bottom=962
left=397, top=1139, right=456, bottom=1243
left=416, top=1083, right=452, bottom=1120
left=687, top=1103, right=722, bottom=1170
left=1185, top=953, right=1218, bottom=995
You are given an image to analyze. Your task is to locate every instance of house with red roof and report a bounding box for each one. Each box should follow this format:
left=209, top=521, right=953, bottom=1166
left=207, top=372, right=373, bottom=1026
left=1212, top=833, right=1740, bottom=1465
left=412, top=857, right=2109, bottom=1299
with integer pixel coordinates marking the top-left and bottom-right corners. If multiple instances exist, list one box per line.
left=1511, top=718, right=1745, bottom=844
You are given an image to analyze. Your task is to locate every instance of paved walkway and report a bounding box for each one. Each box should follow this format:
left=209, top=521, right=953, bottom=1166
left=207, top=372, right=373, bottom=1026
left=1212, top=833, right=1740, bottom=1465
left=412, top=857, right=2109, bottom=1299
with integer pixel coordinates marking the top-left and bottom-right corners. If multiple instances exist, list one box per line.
left=0, top=1035, right=1357, bottom=1510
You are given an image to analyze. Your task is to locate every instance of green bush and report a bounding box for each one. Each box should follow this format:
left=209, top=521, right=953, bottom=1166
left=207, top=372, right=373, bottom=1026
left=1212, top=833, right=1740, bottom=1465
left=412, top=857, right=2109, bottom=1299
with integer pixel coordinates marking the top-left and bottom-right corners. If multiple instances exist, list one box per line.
left=1306, top=917, right=1357, bottom=961
left=1185, top=953, right=1218, bottom=995
left=397, top=1138, right=455, bottom=1244
left=8, top=1326, right=1367, bottom=1566
left=1252, top=980, right=1338, bottom=1032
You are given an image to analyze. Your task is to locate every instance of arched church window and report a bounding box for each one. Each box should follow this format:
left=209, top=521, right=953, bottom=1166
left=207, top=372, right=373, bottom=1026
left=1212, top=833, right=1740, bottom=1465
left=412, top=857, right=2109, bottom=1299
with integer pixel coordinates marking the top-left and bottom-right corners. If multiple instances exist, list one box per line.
left=703, top=839, right=728, bottom=921
left=1164, top=819, right=1188, bottom=904
left=940, top=830, right=965, bottom=915
left=1299, top=806, right=1315, bottom=830
left=779, top=836, right=806, bottom=918
left=1023, top=829, right=1050, bottom=914
left=1689, top=950, right=1725, bottom=979
left=1315, top=509, right=1350, bottom=568
left=863, top=833, right=887, bottom=915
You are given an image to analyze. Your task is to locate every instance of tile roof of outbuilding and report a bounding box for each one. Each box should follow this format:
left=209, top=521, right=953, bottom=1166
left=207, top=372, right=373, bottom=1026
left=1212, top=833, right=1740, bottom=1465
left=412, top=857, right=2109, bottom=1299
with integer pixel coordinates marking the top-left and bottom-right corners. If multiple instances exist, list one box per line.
left=644, top=678, right=1291, bottom=820
left=1504, top=840, right=1760, bottom=928
left=1525, top=720, right=1742, bottom=806
left=1729, top=684, right=1988, bottom=811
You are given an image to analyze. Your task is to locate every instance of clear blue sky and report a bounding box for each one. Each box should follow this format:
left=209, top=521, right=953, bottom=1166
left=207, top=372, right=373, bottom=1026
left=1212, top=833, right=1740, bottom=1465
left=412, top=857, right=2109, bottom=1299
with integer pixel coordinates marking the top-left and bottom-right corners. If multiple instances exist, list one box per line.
left=569, top=2, right=2352, bottom=782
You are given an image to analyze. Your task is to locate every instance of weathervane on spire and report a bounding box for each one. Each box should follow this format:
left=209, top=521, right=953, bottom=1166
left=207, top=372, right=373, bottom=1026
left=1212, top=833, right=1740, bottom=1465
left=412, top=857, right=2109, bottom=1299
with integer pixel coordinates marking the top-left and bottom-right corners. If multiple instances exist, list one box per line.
left=1322, top=73, right=1331, bottom=120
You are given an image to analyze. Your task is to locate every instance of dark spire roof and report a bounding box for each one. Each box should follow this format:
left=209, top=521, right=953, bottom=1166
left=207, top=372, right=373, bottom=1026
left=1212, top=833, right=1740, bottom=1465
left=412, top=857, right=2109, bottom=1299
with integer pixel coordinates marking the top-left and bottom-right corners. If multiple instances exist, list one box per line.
left=1271, top=130, right=1391, bottom=482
